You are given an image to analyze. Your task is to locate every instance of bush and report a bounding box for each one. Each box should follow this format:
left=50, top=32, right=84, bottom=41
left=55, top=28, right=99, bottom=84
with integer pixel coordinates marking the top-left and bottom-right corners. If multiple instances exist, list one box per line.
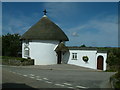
left=115, top=80, right=120, bottom=88
left=111, top=72, right=120, bottom=89
left=105, top=48, right=120, bottom=72
left=2, top=33, right=22, bottom=57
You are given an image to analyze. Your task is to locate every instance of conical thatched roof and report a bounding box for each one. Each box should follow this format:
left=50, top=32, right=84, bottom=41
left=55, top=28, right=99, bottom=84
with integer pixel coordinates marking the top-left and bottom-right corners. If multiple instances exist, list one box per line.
left=21, top=15, right=69, bottom=41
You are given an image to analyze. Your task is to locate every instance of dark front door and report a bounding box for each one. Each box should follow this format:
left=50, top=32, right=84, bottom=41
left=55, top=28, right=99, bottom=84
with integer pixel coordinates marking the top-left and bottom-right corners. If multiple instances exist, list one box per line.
left=57, top=51, right=61, bottom=64
left=97, top=56, right=104, bottom=70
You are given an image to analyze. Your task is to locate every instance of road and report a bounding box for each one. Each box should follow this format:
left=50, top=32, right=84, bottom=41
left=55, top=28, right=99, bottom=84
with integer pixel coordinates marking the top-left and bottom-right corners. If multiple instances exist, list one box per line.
left=2, top=65, right=115, bottom=89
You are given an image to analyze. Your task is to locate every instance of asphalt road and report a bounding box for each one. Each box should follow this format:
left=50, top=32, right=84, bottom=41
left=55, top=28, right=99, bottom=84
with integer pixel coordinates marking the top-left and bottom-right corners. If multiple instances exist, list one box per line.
left=2, top=65, right=115, bottom=89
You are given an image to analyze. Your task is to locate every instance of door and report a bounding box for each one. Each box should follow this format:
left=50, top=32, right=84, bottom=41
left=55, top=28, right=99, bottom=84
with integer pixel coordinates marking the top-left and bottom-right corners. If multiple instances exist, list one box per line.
left=97, top=56, right=104, bottom=70
left=57, top=51, right=61, bottom=64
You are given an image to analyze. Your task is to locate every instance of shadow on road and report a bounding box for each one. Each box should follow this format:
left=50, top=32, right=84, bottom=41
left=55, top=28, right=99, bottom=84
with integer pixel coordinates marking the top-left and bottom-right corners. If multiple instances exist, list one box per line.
left=2, top=83, right=74, bottom=90
left=2, top=83, right=38, bottom=89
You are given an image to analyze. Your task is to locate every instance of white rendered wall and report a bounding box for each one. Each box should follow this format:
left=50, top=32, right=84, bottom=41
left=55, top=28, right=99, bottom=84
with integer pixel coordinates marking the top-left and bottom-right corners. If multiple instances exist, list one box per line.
left=96, top=53, right=107, bottom=71
left=67, top=50, right=97, bottom=70
left=22, top=40, right=59, bottom=65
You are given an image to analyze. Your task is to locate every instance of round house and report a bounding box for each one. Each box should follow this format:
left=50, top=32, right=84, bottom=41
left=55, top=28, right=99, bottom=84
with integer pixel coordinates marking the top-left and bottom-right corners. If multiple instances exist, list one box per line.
left=20, top=13, right=69, bottom=65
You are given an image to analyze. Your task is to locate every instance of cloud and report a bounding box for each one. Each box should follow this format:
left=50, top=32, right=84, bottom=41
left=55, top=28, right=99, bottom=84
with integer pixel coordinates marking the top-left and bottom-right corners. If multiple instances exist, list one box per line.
left=43, top=2, right=81, bottom=20
left=66, top=15, right=118, bottom=47
left=2, top=11, right=39, bottom=35
left=71, top=32, right=79, bottom=37
left=0, top=2, right=2, bottom=36
left=2, top=2, right=118, bottom=47
left=43, top=2, right=118, bottom=47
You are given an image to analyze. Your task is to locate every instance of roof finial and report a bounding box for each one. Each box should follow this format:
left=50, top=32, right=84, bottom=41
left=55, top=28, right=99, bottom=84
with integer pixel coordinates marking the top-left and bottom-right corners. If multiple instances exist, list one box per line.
left=43, top=9, right=47, bottom=15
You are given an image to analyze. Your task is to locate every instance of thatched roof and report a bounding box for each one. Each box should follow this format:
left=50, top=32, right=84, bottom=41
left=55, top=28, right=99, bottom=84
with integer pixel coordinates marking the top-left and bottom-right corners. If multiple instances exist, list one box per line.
left=20, top=15, right=69, bottom=41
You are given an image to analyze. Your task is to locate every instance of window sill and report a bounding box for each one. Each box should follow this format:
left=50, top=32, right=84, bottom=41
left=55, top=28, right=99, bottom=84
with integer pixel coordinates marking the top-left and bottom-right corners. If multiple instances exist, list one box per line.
left=24, top=56, right=29, bottom=57
left=71, top=59, right=77, bottom=60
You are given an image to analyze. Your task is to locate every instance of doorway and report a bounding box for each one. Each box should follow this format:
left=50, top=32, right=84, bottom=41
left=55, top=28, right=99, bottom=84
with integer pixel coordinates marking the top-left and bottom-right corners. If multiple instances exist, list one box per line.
left=57, top=51, right=62, bottom=64
left=97, top=56, right=104, bottom=70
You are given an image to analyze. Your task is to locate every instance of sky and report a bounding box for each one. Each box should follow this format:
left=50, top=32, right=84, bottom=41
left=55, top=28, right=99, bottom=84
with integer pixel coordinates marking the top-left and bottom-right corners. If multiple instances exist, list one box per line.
left=2, top=2, right=119, bottom=47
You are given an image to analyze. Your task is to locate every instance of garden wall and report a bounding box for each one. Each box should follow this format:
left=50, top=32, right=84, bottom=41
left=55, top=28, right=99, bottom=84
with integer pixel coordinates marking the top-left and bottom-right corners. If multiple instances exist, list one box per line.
left=2, top=56, right=34, bottom=66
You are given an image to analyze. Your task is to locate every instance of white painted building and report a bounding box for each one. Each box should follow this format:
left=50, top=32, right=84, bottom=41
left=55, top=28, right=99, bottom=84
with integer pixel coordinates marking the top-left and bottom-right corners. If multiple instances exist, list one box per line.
left=21, top=11, right=107, bottom=70
left=22, top=40, right=59, bottom=65
left=62, top=47, right=107, bottom=70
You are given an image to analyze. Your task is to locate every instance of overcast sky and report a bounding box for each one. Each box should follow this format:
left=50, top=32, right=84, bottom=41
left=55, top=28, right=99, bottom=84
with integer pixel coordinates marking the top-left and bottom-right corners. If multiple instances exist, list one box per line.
left=2, top=2, right=118, bottom=47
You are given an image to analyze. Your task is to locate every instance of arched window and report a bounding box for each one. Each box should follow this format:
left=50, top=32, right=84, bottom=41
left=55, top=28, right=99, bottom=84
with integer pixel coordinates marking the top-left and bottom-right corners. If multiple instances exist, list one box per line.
left=24, top=47, right=29, bottom=57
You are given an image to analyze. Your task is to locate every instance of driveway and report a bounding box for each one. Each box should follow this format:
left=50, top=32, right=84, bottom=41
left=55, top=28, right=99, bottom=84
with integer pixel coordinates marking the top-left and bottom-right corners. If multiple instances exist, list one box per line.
left=14, top=64, right=101, bottom=71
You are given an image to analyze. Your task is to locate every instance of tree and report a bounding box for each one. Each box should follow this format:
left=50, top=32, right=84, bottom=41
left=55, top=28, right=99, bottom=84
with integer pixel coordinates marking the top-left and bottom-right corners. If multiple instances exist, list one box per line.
left=2, top=33, right=22, bottom=57
left=106, top=48, right=120, bottom=71
left=80, top=44, right=86, bottom=47
left=0, top=36, right=2, bottom=56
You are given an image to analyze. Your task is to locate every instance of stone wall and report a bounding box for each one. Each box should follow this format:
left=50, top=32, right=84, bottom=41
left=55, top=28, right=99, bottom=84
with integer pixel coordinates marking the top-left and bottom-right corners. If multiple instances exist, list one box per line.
left=2, top=59, right=34, bottom=66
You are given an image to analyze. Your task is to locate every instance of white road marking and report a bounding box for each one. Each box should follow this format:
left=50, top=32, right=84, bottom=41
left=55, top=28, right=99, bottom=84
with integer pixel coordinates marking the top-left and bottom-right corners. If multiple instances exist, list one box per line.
left=23, top=75, right=27, bottom=77
left=43, top=78, right=48, bottom=80
left=45, top=81, right=52, bottom=84
left=67, top=87, right=74, bottom=88
left=30, top=76, right=35, bottom=78
left=55, top=84, right=65, bottom=87
left=76, top=85, right=88, bottom=88
left=63, top=83, right=72, bottom=86
left=29, top=74, right=35, bottom=76
left=36, top=78, right=42, bottom=81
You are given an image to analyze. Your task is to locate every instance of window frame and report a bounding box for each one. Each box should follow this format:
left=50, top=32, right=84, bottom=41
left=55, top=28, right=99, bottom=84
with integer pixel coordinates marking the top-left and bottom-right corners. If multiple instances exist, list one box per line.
left=72, top=53, right=77, bottom=60
left=24, top=47, right=29, bottom=57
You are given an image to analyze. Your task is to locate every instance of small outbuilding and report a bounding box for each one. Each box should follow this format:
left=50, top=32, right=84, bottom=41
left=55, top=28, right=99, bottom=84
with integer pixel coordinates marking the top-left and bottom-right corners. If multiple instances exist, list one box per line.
left=62, top=47, right=107, bottom=71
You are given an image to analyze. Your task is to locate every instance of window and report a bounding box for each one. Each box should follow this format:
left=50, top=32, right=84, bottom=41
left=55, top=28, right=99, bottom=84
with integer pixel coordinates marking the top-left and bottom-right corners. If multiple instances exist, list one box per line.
left=24, top=47, right=29, bottom=57
left=72, top=53, right=77, bottom=60
left=24, top=40, right=29, bottom=46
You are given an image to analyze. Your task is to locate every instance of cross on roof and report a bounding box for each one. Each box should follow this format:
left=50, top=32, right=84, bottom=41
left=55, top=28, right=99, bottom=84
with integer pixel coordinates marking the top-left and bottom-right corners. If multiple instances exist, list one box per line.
left=43, top=9, right=47, bottom=15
